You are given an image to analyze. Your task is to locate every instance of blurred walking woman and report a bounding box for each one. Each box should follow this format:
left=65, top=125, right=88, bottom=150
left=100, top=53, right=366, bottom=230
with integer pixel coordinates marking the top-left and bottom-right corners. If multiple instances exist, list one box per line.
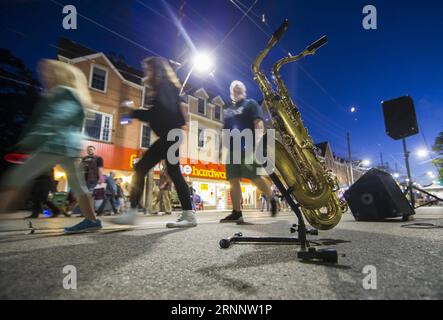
left=115, top=57, right=196, bottom=228
left=0, top=59, right=101, bottom=233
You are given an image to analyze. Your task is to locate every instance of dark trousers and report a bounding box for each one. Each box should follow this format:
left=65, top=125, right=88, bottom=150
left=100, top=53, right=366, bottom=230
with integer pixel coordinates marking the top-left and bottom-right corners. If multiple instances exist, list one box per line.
left=130, top=138, right=192, bottom=211
left=96, top=194, right=118, bottom=215
left=31, top=197, right=60, bottom=217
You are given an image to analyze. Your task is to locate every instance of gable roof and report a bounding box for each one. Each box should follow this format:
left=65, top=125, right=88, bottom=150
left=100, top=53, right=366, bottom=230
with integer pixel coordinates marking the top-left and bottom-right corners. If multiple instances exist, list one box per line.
left=315, top=142, right=329, bottom=157
left=57, top=38, right=144, bottom=86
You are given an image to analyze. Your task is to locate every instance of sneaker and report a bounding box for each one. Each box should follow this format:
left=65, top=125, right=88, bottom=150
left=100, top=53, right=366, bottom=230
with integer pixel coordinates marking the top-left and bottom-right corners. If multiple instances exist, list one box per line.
left=64, top=219, right=102, bottom=234
left=270, top=199, right=277, bottom=217
left=112, top=208, right=138, bottom=225
left=220, top=211, right=244, bottom=223
left=166, top=210, right=197, bottom=228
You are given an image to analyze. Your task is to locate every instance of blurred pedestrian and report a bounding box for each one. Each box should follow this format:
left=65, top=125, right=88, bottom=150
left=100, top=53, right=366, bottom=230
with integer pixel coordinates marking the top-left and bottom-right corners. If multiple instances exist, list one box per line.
left=96, top=172, right=118, bottom=215
left=220, top=80, right=277, bottom=223
left=0, top=59, right=101, bottom=233
left=26, top=167, right=60, bottom=219
left=260, top=193, right=269, bottom=212
left=115, top=177, right=124, bottom=213
left=150, top=182, right=160, bottom=214
left=114, top=57, right=196, bottom=228
left=159, top=164, right=172, bottom=215
left=189, top=184, right=196, bottom=211
left=81, top=146, right=104, bottom=191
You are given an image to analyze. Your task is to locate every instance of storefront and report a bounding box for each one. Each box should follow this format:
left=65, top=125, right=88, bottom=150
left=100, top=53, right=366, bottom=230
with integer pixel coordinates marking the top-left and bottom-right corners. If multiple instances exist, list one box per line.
left=54, top=143, right=258, bottom=211
left=178, top=161, right=257, bottom=210
left=55, top=141, right=141, bottom=192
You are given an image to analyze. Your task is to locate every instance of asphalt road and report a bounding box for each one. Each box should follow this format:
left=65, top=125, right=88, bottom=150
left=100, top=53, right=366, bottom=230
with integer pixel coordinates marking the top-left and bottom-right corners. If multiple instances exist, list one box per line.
left=0, top=207, right=442, bottom=300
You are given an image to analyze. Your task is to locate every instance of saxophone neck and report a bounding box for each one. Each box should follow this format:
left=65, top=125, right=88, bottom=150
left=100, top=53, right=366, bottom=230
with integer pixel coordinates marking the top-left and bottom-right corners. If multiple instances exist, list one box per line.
left=252, top=19, right=289, bottom=74
left=252, top=20, right=290, bottom=100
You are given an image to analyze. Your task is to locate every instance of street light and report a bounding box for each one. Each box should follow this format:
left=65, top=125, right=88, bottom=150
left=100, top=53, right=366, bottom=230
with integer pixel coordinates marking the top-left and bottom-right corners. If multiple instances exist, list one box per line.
left=427, top=171, right=436, bottom=178
left=350, top=106, right=356, bottom=113
left=416, top=148, right=429, bottom=158
left=193, top=52, right=214, bottom=73
left=180, top=51, right=215, bottom=95
left=393, top=173, right=400, bottom=179
left=362, top=159, right=371, bottom=167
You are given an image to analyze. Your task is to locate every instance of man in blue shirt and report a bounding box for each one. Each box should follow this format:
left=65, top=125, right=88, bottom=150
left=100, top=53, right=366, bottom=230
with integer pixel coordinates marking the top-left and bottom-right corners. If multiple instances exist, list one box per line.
left=221, top=81, right=277, bottom=223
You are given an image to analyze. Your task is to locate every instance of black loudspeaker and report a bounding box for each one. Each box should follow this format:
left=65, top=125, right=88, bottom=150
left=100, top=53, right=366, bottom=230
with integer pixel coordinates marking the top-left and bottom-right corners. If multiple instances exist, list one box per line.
left=344, top=168, right=414, bottom=221
left=382, top=96, right=419, bottom=140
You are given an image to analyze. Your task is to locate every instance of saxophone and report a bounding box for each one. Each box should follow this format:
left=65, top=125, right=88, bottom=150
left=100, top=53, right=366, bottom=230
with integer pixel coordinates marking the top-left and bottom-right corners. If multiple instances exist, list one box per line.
left=252, top=20, right=346, bottom=230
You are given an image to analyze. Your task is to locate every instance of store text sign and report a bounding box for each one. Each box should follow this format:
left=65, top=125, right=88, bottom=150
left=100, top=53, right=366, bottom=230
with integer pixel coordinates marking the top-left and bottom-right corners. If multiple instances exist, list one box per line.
left=181, top=164, right=226, bottom=180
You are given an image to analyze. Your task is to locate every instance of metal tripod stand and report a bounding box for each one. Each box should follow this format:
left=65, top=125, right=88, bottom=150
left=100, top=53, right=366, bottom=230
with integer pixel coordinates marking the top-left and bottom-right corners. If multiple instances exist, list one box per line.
left=401, top=138, right=443, bottom=210
left=219, top=172, right=340, bottom=264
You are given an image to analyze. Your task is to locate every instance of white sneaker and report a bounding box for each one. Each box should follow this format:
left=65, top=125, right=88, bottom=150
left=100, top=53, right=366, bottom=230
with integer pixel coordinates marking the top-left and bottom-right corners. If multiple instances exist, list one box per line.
left=112, top=208, right=138, bottom=225
left=166, top=210, right=197, bottom=228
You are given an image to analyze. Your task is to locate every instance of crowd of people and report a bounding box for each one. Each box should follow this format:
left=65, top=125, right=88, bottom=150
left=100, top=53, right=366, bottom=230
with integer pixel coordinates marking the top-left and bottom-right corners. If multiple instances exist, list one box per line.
left=0, top=56, right=282, bottom=234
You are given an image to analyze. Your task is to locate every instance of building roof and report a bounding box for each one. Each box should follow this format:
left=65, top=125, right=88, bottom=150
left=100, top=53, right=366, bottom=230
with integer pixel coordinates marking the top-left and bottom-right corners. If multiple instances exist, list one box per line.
left=57, top=38, right=144, bottom=85
left=314, top=142, right=329, bottom=157
left=58, top=38, right=225, bottom=103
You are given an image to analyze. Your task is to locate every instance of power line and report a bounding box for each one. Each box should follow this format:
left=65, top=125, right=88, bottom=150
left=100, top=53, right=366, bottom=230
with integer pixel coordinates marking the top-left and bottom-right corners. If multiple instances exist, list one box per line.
left=134, top=0, right=257, bottom=89
left=0, top=75, right=40, bottom=88
left=229, top=0, right=347, bottom=114
left=49, top=0, right=161, bottom=57
left=212, top=0, right=258, bottom=52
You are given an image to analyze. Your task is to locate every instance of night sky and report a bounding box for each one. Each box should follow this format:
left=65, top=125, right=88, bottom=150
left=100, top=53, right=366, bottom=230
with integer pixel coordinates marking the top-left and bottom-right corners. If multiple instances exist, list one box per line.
left=1, top=0, right=442, bottom=184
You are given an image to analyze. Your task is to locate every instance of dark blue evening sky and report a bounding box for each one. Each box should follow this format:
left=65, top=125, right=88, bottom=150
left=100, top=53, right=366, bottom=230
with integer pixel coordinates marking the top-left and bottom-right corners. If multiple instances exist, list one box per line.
left=1, top=0, right=442, bottom=184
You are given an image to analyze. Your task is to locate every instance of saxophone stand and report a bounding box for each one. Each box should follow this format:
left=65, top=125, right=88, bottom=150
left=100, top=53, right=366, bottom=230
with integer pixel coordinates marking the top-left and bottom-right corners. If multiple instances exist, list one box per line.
left=219, top=173, right=340, bottom=264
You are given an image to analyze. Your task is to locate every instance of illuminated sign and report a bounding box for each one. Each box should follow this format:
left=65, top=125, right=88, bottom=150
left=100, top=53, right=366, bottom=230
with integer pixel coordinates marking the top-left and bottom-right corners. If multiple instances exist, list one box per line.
left=129, top=154, right=139, bottom=168
left=200, top=184, right=209, bottom=191
left=180, top=164, right=226, bottom=180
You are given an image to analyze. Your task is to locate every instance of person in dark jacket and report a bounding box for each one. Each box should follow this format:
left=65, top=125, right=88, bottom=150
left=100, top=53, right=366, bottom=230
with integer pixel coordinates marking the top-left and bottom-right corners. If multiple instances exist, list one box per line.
left=27, top=167, right=60, bottom=219
left=114, top=56, right=196, bottom=228
left=220, top=80, right=276, bottom=223
left=96, top=172, right=118, bottom=215
left=0, top=59, right=101, bottom=233
left=81, top=146, right=104, bottom=191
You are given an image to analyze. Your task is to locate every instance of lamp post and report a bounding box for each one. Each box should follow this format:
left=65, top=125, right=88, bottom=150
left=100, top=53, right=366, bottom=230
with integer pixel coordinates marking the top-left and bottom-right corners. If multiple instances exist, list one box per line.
left=347, top=132, right=354, bottom=185
left=402, top=138, right=415, bottom=208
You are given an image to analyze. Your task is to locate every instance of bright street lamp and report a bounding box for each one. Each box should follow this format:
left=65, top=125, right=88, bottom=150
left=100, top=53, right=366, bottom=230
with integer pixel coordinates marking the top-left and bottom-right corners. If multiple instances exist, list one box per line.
left=362, top=159, right=371, bottom=167
left=180, top=51, right=215, bottom=95
left=416, top=148, right=429, bottom=158
left=193, top=52, right=214, bottom=73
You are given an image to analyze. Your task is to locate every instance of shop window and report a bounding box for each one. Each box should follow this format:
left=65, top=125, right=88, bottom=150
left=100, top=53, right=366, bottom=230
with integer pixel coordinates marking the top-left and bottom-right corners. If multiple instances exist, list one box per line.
left=90, top=65, right=108, bottom=92
left=84, top=110, right=112, bottom=142
left=141, top=124, right=151, bottom=148
left=198, top=128, right=205, bottom=148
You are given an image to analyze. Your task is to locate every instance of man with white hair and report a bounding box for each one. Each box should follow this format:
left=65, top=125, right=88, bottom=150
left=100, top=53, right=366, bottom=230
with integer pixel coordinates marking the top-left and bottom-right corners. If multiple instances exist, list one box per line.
left=220, top=80, right=276, bottom=223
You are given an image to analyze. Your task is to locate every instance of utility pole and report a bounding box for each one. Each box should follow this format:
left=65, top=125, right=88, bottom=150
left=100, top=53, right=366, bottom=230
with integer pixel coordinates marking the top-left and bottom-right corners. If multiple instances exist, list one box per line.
left=347, top=132, right=354, bottom=185
left=380, top=152, right=384, bottom=170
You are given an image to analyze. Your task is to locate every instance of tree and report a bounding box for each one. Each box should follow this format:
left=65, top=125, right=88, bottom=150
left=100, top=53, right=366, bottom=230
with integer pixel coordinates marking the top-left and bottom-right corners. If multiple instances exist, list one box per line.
left=0, top=49, right=40, bottom=173
left=432, top=130, right=443, bottom=185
